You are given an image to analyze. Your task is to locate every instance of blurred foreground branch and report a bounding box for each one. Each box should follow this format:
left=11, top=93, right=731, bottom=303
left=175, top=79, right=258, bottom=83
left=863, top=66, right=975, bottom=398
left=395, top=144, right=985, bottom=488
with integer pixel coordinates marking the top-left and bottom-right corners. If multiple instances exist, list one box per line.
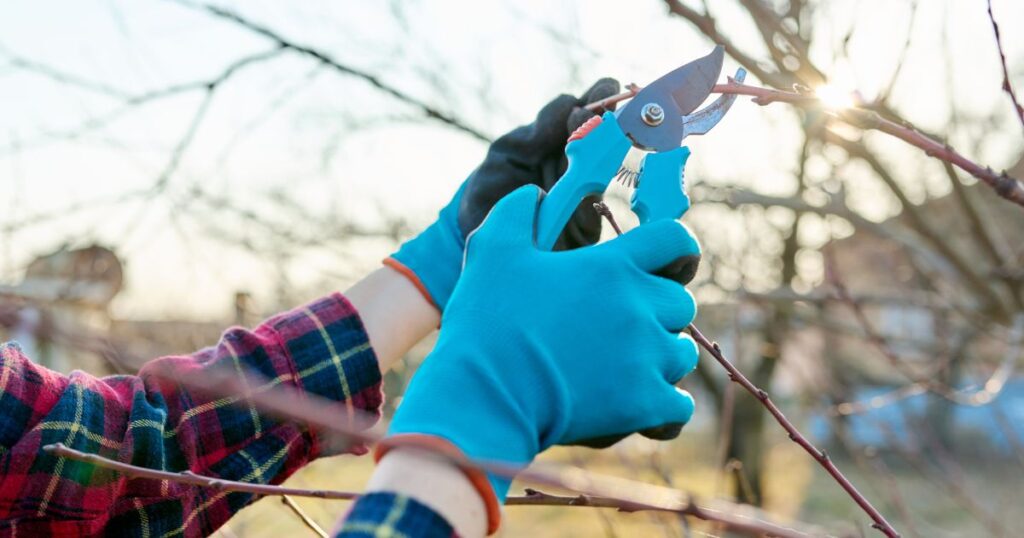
left=47, top=364, right=830, bottom=538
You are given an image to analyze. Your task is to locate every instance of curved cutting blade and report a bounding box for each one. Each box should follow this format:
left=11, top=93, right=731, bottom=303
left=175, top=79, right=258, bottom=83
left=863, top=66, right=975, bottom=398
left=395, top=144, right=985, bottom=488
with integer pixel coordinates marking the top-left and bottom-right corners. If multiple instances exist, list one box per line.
left=616, top=46, right=725, bottom=152
left=680, top=67, right=747, bottom=139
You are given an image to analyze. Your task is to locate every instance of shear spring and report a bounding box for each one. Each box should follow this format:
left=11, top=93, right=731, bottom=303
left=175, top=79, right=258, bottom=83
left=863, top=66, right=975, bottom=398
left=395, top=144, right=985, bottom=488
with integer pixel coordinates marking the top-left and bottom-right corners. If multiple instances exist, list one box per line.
left=614, top=166, right=640, bottom=188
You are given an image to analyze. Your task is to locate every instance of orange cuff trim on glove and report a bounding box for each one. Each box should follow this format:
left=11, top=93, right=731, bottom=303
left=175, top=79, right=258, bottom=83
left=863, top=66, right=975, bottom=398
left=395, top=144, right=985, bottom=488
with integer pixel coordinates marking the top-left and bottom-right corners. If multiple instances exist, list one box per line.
left=375, top=434, right=502, bottom=535
left=382, top=257, right=439, bottom=311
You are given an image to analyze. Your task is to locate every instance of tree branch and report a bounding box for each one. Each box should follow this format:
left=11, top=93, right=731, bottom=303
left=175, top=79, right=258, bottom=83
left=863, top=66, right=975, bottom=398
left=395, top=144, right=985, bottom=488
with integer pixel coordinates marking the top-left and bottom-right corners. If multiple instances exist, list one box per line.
left=42, top=443, right=361, bottom=501
left=661, top=0, right=791, bottom=89
left=986, top=0, right=1024, bottom=135
left=281, top=496, right=328, bottom=538
left=687, top=325, right=901, bottom=538
left=596, top=205, right=898, bottom=537
left=44, top=399, right=826, bottom=538
left=172, top=0, right=492, bottom=142
left=595, top=79, right=1024, bottom=207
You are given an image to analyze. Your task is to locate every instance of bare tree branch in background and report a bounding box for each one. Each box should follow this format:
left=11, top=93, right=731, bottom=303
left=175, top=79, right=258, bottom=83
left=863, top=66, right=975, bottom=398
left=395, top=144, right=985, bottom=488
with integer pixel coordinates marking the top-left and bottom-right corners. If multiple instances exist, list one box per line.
left=986, top=0, right=1024, bottom=135
left=168, top=0, right=493, bottom=143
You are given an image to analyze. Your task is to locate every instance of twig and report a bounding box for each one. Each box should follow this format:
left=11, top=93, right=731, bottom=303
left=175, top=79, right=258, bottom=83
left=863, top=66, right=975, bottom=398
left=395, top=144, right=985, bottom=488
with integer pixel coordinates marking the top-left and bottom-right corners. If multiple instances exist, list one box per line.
left=44, top=421, right=824, bottom=537
left=828, top=420, right=922, bottom=538
left=986, top=0, right=1024, bottom=135
left=823, top=130, right=1009, bottom=316
left=146, top=364, right=827, bottom=537
left=171, top=0, right=492, bottom=143
left=281, top=496, right=329, bottom=538
left=826, top=252, right=1024, bottom=406
left=687, top=325, right=899, bottom=537
left=583, top=84, right=640, bottom=113
left=594, top=204, right=899, bottom=537
left=661, top=0, right=792, bottom=89
left=42, top=443, right=360, bottom=500
left=878, top=423, right=1009, bottom=537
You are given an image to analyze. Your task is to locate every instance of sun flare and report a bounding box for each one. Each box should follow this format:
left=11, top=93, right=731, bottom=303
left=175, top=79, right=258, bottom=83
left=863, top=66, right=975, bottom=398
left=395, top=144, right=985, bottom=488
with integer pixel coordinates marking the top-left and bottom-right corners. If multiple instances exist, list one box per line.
left=814, top=84, right=856, bottom=109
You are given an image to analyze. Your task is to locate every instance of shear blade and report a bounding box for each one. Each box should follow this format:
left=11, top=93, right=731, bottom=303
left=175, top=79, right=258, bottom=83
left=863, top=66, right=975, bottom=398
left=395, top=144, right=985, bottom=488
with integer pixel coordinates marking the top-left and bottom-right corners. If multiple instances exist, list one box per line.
left=616, top=46, right=725, bottom=152
left=680, top=67, right=746, bottom=139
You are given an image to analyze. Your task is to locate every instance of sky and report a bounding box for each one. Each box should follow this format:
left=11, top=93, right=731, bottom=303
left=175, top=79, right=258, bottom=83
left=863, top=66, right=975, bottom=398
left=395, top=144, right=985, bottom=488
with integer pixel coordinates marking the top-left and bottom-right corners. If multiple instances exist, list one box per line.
left=1, top=0, right=1023, bottom=319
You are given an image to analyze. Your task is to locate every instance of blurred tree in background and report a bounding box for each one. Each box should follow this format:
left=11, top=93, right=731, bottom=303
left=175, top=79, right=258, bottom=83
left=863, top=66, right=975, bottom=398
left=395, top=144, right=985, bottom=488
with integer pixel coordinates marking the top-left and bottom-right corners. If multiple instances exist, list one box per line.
left=2, top=1, right=1023, bottom=536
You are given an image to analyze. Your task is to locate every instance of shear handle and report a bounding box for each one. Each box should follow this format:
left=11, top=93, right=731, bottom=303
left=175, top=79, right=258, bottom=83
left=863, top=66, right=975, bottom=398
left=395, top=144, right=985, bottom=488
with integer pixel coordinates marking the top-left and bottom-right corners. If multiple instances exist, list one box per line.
left=631, top=147, right=700, bottom=287
left=534, top=112, right=632, bottom=250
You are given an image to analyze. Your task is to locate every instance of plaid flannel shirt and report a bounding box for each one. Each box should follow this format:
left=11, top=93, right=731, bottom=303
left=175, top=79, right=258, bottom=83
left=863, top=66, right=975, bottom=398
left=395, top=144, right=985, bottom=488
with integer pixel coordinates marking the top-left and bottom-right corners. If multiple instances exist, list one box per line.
left=335, top=492, right=454, bottom=537
left=0, top=293, right=458, bottom=537
left=0, top=292, right=460, bottom=538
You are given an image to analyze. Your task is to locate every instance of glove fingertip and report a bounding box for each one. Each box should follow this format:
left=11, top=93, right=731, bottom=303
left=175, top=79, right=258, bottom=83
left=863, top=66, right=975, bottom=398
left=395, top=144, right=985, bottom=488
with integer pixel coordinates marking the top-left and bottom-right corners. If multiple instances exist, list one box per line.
left=566, top=107, right=597, bottom=136
left=583, top=77, right=622, bottom=105
left=662, top=386, right=696, bottom=427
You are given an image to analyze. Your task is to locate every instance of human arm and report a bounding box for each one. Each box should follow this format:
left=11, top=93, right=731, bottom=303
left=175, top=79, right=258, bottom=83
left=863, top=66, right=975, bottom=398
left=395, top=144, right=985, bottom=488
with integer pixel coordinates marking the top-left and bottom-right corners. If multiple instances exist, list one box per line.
left=0, top=293, right=382, bottom=537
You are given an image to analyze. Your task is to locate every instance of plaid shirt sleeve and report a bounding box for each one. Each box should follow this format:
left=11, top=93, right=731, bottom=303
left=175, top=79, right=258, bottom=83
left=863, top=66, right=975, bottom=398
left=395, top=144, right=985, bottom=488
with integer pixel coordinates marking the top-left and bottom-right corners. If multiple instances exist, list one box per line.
left=0, top=292, right=383, bottom=538
left=335, top=493, right=456, bottom=538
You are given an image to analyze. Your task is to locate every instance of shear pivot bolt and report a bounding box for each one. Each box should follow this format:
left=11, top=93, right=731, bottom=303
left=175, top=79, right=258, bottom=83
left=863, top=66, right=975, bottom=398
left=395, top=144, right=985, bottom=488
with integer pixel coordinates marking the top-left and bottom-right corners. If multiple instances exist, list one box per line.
left=641, top=103, right=664, bottom=126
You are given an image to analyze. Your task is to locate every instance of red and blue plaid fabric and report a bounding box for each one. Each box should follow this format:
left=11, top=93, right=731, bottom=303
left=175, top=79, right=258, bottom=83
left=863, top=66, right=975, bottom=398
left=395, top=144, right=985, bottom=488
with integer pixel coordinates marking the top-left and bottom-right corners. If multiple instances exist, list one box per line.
left=0, top=293, right=384, bottom=537
left=335, top=492, right=456, bottom=537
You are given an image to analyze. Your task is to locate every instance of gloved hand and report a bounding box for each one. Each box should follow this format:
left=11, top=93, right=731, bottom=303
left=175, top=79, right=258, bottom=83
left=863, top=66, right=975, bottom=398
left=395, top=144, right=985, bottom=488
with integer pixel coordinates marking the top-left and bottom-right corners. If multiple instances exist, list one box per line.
left=380, top=185, right=702, bottom=532
left=385, top=79, right=621, bottom=311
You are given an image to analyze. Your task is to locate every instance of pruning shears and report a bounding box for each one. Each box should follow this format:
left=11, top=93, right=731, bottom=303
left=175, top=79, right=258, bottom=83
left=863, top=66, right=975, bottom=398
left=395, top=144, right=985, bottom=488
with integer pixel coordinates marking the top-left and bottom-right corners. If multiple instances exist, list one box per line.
left=536, top=46, right=744, bottom=277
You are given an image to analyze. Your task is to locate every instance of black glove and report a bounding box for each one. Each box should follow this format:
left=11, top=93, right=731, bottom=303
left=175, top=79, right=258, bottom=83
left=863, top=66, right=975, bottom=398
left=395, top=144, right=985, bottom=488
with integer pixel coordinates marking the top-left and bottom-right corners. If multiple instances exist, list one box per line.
left=457, top=78, right=621, bottom=250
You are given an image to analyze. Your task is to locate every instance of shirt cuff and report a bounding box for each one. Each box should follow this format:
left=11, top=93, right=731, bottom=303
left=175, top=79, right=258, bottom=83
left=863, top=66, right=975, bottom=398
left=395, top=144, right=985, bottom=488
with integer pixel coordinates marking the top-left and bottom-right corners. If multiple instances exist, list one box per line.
left=267, top=292, right=384, bottom=455
left=335, top=492, right=456, bottom=538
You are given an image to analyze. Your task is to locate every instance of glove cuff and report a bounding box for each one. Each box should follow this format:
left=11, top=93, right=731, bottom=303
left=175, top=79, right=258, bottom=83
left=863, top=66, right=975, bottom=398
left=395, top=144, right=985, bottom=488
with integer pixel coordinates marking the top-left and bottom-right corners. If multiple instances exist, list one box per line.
left=375, top=434, right=503, bottom=535
left=382, top=257, right=438, bottom=310
left=386, top=198, right=466, bottom=311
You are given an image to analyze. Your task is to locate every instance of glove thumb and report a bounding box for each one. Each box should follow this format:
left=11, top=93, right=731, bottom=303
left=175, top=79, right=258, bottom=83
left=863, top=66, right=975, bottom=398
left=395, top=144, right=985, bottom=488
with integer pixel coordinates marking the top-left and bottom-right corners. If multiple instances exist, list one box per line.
left=597, top=219, right=701, bottom=273
left=465, top=185, right=543, bottom=253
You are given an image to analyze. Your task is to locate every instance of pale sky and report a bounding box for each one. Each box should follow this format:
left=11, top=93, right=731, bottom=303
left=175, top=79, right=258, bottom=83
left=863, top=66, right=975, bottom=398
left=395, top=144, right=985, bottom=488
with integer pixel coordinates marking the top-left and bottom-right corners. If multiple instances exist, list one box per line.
left=2, top=0, right=1022, bottom=319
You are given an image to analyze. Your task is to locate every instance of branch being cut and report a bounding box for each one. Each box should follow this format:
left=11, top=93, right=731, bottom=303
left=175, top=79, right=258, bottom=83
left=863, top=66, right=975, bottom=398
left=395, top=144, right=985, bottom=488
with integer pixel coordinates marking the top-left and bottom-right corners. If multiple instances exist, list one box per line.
left=590, top=80, right=1024, bottom=207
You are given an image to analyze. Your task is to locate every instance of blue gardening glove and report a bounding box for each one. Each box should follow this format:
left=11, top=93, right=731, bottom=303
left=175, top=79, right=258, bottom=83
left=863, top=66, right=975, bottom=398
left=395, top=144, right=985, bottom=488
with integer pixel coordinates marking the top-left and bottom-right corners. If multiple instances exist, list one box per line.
left=380, top=185, right=702, bottom=529
left=385, top=79, right=621, bottom=310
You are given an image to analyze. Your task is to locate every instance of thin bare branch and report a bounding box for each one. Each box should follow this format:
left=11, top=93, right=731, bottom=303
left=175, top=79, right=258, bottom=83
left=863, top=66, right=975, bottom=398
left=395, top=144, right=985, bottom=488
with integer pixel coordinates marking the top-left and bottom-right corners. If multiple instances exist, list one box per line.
left=0, top=48, right=286, bottom=156
left=827, top=252, right=1024, bottom=406
left=281, top=496, right=329, bottom=538
left=42, top=443, right=361, bottom=500
left=986, top=0, right=1024, bottom=135
left=595, top=205, right=896, bottom=537
left=48, top=367, right=829, bottom=538
left=661, top=0, right=791, bottom=88
left=171, top=0, right=492, bottom=142
left=687, top=325, right=901, bottom=538
left=1, top=49, right=128, bottom=99
left=587, top=66, right=1024, bottom=208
